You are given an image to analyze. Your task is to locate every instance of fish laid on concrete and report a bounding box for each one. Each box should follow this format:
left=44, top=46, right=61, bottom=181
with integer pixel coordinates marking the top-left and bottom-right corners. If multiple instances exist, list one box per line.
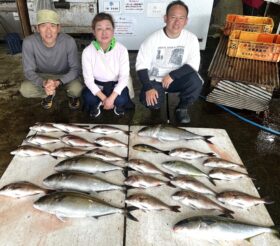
left=162, top=160, right=215, bottom=185
left=173, top=215, right=279, bottom=241
left=172, top=191, right=233, bottom=217
left=51, top=147, right=89, bottom=158
left=124, top=175, right=173, bottom=189
left=0, top=181, right=49, bottom=198
left=10, top=145, right=50, bottom=157
left=55, top=156, right=123, bottom=174
left=33, top=191, right=137, bottom=221
left=209, top=168, right=250, bottom=181
left=24, top=134, right=60, bottom=145
left=216, top=191, right=274, bottom=209
left=169, top=147, right=215, bottom=159
left=60, top=134, right=97, bottom=148
left=138, top=124, right=213, bottom=143
left=43, top=172, right=125, bottom=193
left=127, top=159, right=173, bottom=179
left=132, top=144, right=169, bottom=155
left=170, top=176, right=216, bottom=196
left=86, top=149, right=127, bottom=162
left=90, top=125, right=129, bottom=135
left=203, top=157, right=246, bottom=170
left=94, top=136, right=127, bottom=148
left=52, top=123, right=89, bottom=133
left=30, top=123, right=60, bottom=133
left=125, top=194, right=180, bottom=212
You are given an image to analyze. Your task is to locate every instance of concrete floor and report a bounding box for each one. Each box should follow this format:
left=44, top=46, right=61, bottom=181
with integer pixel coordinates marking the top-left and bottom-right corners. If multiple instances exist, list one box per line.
left=0, top=37, right=279, bottom=225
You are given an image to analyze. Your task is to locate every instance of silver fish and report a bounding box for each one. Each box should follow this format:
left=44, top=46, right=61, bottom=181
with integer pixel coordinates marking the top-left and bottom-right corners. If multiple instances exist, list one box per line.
left=10, top=145, right=50, bottom=157
left=33, top=191, right=137, bottom=221
left=55, top=156, right=123, bottom=174
left=43, top=172, right=125, bottom=193
left=172, top=191, right=233, bottom=217
left=124, top=175, right=172, bottom=189
left=94, top=136, right=127, bottom=148
left=29, top=123, right=60, bottom=133
left=24, top=134, right=60, bottom=145
left=162, top=160, right=215, bottom=185
left=203, top=157, right=246, bottom=170
left=52, top=123, right=89, bottom=133
left=138, top=125, right=213, bottom=143
left=216, top=191, right=274, bottom=209
left=169, top=147, right=215, bottom=159
left=60, top=134, right=96, bottom=148
left=51, top=147, right=89, bottom=158
left=173, top=216, right=279, bottom=241
left=125, top=194, right=180, bottom=212
left=209, top=168, right=250, bottom=181
left=170, top=176, right=216, bottom=196
left=0, top=181, right=48, bottom=198
left=86, top=149, right=126, bottom=162
left=132, top=144, right=169, bottom=155
left=90, top=125, right=129, bottom=135
left=127, top=159, right=173, bottom=179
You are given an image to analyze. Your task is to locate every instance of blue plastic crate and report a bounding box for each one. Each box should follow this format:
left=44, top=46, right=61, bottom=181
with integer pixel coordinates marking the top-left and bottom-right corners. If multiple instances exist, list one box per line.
left=4, top=33, right=22, bottom=55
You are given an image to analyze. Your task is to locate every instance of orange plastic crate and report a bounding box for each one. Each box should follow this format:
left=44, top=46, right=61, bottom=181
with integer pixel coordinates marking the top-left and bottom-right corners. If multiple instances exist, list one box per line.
left=224, top=14, right=274, bottom=36
left=227, top=30, right=280, bottom=62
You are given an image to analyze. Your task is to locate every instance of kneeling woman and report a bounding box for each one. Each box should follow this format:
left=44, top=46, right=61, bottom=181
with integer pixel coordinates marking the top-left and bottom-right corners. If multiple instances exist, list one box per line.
left=82, top=12, right=134, bottom=117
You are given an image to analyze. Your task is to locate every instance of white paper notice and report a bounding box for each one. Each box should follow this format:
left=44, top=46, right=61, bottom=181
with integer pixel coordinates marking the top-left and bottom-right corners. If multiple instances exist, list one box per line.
left=115, top=16, right=136, bottom=36
left=104, top=1, right=120, bottom=12
left=147, top=2, right=166, bottom=17
left=124, top=0, right=144, bottom=13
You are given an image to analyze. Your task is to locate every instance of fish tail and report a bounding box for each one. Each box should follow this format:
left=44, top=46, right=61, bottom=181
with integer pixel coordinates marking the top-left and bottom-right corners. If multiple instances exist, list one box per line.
left=124, top=209, right=138, bottom=222
left=271, top=226, right=280, bottom=238
left=204, top=136, right=214, bottom=144
left=263, top=196, right=274, bottom=205
left=207, top=152, right=216, bottom=157
left=167, top=181, right=176, bottom=188
left=223, top=208, right=234, bottom=218
left=170, top=206, right=181, bottom=213
left=163, top=150, right=170, bottom=155
left=163, top=172, right=173, bottom=180
left=124, top=130, right=132, bottom=135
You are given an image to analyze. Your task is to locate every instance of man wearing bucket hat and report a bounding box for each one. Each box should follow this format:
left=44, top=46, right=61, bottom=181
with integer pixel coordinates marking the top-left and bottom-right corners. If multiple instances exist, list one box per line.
left=20, top=9, right=83, bottom=110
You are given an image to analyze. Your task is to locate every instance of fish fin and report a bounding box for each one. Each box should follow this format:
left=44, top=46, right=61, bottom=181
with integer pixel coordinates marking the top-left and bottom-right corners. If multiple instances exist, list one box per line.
left=51, top=155, right=58, bottom=160
left=127, top=206, right=139, bottom=212
left=204, top=136, right=214, bottom=144
left=124, top=210, right=138, bottom=222
left=170, top=206, right=181, bottom=213
left=45, top=189, right=56, bottom=194
left=125, top=186, right=135, bottom=190
left=263, top=196, right=274, bottom=205
left=163, top=150, right=170, bottom=155
left=223, top=208, right=235, bottom=219
left=209, top=177, right=216, bottom=186
left=207, top=152, right=216, bottom=157
left=163, top=172, right=173, bottom=180
left=167, top=182, right=176, bottom=188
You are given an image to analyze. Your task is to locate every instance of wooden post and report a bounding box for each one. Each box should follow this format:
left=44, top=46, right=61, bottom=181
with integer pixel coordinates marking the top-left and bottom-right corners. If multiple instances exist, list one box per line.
left=16, top=0, right=32, bottom=37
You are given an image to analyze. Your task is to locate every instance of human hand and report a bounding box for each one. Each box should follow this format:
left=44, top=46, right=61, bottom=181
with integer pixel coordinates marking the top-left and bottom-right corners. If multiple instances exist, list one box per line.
left=146, top=89, right=158, bottom=106
left=162, top=75, right=173, bottom=89
left=103, top=92, right=117, bottom=110
left=43, top=79, right=57, bottom=95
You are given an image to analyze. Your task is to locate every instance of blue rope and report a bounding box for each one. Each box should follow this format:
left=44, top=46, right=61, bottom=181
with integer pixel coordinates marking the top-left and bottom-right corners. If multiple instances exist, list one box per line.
left=200, top=96, right=280, bottom=136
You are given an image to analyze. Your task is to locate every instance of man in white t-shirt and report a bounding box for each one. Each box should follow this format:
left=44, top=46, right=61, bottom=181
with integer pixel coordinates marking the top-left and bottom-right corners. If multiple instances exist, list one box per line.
left=136, top=0, right=203, bottom=123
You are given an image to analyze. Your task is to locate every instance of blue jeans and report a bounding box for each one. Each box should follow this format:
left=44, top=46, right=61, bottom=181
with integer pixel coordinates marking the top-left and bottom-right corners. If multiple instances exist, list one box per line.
left=140, top=66, right=203, bottom=109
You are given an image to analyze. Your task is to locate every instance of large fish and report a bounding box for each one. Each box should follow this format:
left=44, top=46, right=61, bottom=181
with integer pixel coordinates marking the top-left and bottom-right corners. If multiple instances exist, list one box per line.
left=86, top=149, right=127, bottom=162
left=33, top=191, right=137, bottom=221
left=209, top=168, right=250, bottom=181
left=90, top=125, right=129, bottom=135
left=43, top=172, right=125, bottom=193
left=24, top=134, right=60, bottom=145
left=138, top=125, right=213, bottom=143
left=94, top=136, right=127, bottom=148
left=169, top=147, right=215, bottom=159
left=162, top=160, right=215, bottom=185
left=132, top=144, right=169, bottom=155
left=60, top=134, right=97, bottom=148
left=170, top=176, right=216, bottom=196
left=10, top=145, right=50, bottom=157
left=55, top=156, right=123, bottom=174
left=127, top=159, right=173, bottom=179
left=125, top=194, right=180, bottom=212
left=216, top=191, right=274, bottom=209
left=52, top=123, right=89, bottom=133
left=203, top=157, right=246, bottom=170
left=124, top=175, right=173, bottom=189
left=172, top=191, right=234, bottom=217
left=51, top=147, right=89, bottom=158
left=0, top=181, right=49, bottom=198
left=29, top=123, right=60, bottom=133
left=173, top=216, right=279, bottom=241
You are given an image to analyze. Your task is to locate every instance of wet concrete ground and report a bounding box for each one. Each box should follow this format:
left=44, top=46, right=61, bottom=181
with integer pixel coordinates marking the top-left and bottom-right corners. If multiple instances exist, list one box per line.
left=0, top=37, right=279, bottom=224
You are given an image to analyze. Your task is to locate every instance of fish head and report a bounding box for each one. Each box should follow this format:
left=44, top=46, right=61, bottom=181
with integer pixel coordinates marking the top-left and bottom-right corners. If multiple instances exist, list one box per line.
left=137, top=126, right=154, bottom=137
left=173, top=218, right=201, bottom=234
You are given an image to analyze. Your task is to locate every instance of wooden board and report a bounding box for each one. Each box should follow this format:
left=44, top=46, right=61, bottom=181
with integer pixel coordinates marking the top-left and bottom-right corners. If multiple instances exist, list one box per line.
left=126, top=126, right=280, bottom=246
left=0, top=124, right=128, bottom=246
left=0, top=124, right=279, bottom=246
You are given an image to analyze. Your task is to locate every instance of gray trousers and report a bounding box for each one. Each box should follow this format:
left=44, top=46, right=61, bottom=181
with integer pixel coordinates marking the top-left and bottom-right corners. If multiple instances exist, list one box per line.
left=19, top=74, right=84, bottom=98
